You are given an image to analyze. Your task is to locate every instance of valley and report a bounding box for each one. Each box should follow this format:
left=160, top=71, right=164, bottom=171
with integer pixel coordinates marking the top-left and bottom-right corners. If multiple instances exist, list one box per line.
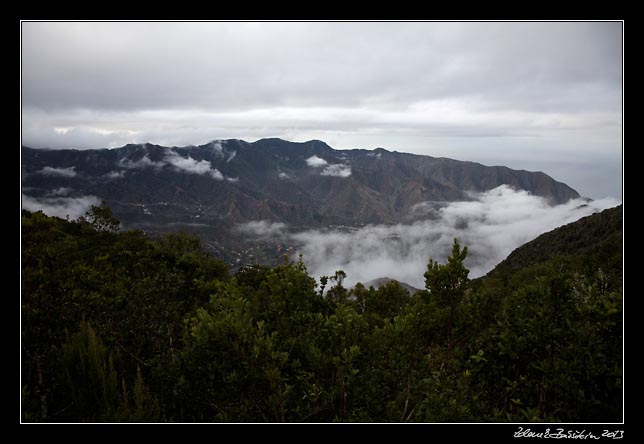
left=22, top=138, right=586, bottom=273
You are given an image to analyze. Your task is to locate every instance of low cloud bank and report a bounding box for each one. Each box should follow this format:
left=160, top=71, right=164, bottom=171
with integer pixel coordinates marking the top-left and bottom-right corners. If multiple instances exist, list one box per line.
left=236, top=220, right=287, bottom=239
left=24, top=182, right=621, bottom=290
left=120, top=155, right=164, bottom=170
left=22, top=194, right=101, bottom=220
left=38, top=166, right=77, bottom=177
left=284, top=185, right=620, bottom=289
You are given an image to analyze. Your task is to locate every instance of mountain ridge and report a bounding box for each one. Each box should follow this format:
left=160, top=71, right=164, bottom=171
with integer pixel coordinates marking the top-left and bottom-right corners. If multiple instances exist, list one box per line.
left=22, top=138, right=582, bottom=264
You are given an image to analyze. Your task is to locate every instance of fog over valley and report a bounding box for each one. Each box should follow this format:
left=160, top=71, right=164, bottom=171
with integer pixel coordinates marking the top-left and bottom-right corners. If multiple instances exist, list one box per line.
left=238, top=186, right=619, bottom=288
left=22, top=136, right=621, bottom=289
left=24, top=183, right=619, bottom=289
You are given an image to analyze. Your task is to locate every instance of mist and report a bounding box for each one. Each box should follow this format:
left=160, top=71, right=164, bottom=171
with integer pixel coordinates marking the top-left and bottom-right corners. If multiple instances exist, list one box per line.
left=236, top=220, right=288, bottom=239
left=38, top=166, right=77, bottom=177
left=23, top=182, right=621, bottom=290
left=287, top=186, right=620, bottom=289
left=22, top=193, right=101, bottom=220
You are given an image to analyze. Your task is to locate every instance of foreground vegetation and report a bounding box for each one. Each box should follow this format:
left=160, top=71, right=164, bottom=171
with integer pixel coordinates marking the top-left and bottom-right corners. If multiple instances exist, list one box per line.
left=21, top=205, right=622, bottom=422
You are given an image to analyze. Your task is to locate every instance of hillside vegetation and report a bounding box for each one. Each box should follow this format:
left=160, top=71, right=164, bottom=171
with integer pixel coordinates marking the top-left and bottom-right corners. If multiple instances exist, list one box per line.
left=21, top=205, right=622, bottom=422
left=482, top=205, right=622, bottom=290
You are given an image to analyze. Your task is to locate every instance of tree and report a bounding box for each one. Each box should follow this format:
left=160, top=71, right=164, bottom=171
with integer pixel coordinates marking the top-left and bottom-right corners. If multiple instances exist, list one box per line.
left=55, top=321, right=121, bottom=421
left=325, top=270, right=348, bottom=305
left=80, top=203, right=120, bottom=232
left=424, top=238, right=469, bottom=359
left=471, top=262, right=623, bottom=422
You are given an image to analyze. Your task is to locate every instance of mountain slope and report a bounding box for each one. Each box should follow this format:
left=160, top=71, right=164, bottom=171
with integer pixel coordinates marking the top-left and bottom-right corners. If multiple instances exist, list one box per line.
left=22, top=138, right=582, bottom=264
left=22, top=138, right=579, bottom=225
left=483, top=204, right=623, bottom=288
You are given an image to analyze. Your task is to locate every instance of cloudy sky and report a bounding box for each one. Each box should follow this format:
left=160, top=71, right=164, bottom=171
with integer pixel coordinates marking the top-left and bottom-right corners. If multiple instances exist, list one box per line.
left=21, top=21, right=622, bottom=199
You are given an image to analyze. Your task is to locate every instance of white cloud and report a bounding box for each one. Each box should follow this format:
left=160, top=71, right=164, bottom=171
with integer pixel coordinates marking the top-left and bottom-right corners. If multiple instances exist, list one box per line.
left=47, top=187, right=72, bottom=196
left=226, top=150, right=237, bottom=163
left=287, top=186, right=620, bottom=289
left=22, top=193, right=101, bottom=220
left=53, top=126, right=72, bottom=134
left=165, top=151, right=211, bottom=174
left=226, top=176, right=239, bottom=183
left=278, top=172, right=290, bottom=180
left=235, top=220, right=287, bottom=239
left=306, top=155, right=328, bottom=167
left=164, top=151, right=224, bottom=180
left=321, top=163, right=352, bottom=178
left=118, top=151, right=226, bottom=180
left=105, top=170, right=126, bottom=179
left=210, top=141, right=224, bottom=157
left=38, top=166, right=77, bottom=177
left=120, top=155, right=164, bottom=169
left=306, top=155, right=351, bottom=177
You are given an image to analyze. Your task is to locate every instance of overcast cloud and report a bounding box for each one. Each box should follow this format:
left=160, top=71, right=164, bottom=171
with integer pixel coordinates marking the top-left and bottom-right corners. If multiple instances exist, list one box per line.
left=21, top=21, right=622, bottom=199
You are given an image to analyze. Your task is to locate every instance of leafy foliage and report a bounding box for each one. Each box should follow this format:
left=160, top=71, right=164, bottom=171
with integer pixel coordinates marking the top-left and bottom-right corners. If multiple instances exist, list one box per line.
left=21, top=206, right=623, bottom=422
left=485, top=205, right=623, bottom=290
left=79, top=204, right=121, bottom=232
